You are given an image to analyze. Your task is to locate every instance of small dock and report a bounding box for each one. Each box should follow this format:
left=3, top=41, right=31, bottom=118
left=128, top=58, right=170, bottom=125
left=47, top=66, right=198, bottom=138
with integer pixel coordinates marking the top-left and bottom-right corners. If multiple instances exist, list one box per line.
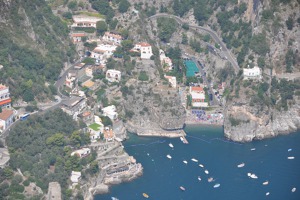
left=180, top=136, right=189, bottom=144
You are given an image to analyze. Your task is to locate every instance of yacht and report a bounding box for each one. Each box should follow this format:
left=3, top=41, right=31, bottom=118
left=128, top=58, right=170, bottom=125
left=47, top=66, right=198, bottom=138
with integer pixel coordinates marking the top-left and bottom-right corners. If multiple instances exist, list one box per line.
left=249, top=174, right=258, bottom=179
left=180, top=186, right=186, bottom=191
left=287, top=156, right=295, bottom=160
left=191, top=158, right=198, bottom=162
left=251, top=148, right=256, bottom=151
left=213, top=183, right=220, bottom=188
left=167, top=154, right=172, bottom=159
left=204, top=170, right=209, bottom=174
left=208, top=177, right=214, bottom=182
left=183, top=160, right=188, bottom=164
left=237, top=163, right=245, bottom=168
left=288, top=148, right=292, bottom=152
left=142, top=193, right=149, bottom=198
left=169, top=143, right=174, bottom=148
left=198, top=176, right=201, bottom=181
left=262, top=181, right=269, bottom=185
left=292, top=187, right=296, bottom=192
left=199, top=164, right=204, bottom=168
left=266, top=192, right=270, bottom=196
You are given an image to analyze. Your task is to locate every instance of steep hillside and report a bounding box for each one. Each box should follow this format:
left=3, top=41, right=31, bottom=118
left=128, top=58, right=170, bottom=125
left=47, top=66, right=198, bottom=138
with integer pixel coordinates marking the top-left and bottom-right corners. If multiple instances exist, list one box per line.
left=0, top=0, right=76, bottom=102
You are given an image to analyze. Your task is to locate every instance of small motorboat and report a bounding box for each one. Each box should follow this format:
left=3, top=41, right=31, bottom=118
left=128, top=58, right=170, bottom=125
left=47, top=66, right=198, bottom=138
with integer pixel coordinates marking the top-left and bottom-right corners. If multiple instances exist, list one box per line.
left=213, top=183, right=220, bottom=188
left=183, top=160, right=188, bottom=164
left=198, top=176, right=201, bottom=181
left=204, top=170, right=209, bottom=174
left=266, top=192, right=270, bottom=196
left=111, top=197, right=119, bottom=200
left=167, top=154, right=172, bottom=159
left=180, top=186, right=186, bottom=191
left=249, top=174, right=258, bottom=179
left=143, top=193, right=149, bottom=198
left=262, top=181, right=269, bottom=185
left=288, top=148, right=292, bottom=152
left=237, top=163, right=245, bottom=168
left=291, top=187, right=296, bottom=192
left=191, top=158, right=198, bottom=162
left=180, top=137, right=184, bottom=142
left=208, top=177, right=214, bottom=182
left=251, top=148, right=256, bottom=151
left=288, top=156, right=295, bottom=160
left=169, top=143, right=174, bottom=148
left=199, top=164, right=204, bottom=168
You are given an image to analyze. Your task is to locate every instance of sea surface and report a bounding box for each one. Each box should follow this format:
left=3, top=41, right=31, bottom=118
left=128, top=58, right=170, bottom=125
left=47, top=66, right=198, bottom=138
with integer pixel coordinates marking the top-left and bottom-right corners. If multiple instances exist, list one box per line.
left=95, top=125, right=300, bottom=200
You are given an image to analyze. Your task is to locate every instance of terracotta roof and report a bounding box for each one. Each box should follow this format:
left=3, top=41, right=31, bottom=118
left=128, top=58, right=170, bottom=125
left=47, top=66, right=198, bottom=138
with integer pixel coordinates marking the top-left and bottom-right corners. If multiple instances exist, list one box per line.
left=191, top=87, right=204, bottom=92
left=104, top=129, right=114, bottom=140
left=0, top=109, right=13, bottom=120
left=0, top=84, right=8, bottom=90
left=138, top=42, right=151, bottom=47
left=72, top=33, right=86, bottom=37
left=0, top=98, right=11, bottom=106
left=82, top=111, right=91, bottom=117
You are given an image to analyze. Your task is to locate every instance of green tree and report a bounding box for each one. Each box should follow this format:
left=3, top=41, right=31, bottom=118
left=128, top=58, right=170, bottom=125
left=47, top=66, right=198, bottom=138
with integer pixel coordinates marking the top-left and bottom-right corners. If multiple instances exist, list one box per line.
left=157, top=17, right=178, bottom=42
left=182, top=33, right=188, bottom=44
left=68, top=1, right=78, bottom=11
left=100, top=116, right=112, bottom=126
left=121, top=40, right=133, bottom=51
left=286, top=16, right=294, bottom=30
left=96, top=21, right=108, bottom=36
left=118, top=0, right=130, bottom=13
left=46, top=133, right=65, bottom=146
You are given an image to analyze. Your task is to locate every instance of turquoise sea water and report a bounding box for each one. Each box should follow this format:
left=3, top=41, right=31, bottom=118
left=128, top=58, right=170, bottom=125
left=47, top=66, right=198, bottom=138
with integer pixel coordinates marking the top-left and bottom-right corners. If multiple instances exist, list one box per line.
left=96, top=125, right=300, bottom=200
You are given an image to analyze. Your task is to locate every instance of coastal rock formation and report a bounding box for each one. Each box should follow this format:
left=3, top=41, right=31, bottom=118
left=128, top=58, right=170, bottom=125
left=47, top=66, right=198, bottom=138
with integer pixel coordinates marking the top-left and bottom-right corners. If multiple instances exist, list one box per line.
left=224, top=103, right=300, bottom=142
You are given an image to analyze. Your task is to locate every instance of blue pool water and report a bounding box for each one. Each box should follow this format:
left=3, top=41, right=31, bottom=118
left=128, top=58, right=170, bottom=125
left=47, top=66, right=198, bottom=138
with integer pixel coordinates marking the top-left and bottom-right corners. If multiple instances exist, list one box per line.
left=95, top=125, right=300, bottom=200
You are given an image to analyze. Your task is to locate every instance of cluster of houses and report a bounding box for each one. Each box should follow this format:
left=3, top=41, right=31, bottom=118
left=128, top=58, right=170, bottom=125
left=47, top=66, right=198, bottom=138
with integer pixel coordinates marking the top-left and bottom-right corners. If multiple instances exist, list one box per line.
left=159, top=50, right=177, bottom=88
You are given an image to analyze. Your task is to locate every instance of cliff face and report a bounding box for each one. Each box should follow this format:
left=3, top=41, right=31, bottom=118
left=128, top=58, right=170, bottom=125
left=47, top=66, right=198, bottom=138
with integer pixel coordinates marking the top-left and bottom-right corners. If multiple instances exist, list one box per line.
left=224, top=103, right=300, bottom=142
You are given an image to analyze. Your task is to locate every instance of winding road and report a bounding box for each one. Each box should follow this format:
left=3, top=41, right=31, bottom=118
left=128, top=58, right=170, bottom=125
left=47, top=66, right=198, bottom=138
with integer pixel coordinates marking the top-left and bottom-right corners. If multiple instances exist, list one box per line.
left=148, top=13, right=240, bottom=73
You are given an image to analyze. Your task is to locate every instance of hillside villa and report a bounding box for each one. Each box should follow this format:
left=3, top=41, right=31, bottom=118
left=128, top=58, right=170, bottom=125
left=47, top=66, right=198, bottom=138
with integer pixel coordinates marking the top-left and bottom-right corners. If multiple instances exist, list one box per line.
left=71, top=15, right=103, bottom=28
left=0, top=84, right=11, bottom=109
left=160, top=50, right=173, bottom=71
left=106, top=69, right=121, bottom=83
left=61, top=97, right=86, bottom=120
left=71, top=148, right=91, bottom=158
left=102, top=105, right=118, bottom=120
left=71, top=32, right=86, bottom=43
left=243, top=66, right=262, bottom=80
left=102, top=32, right=123, bottom=45
left=0, top=109, right=14, bottom=133
left=132, top=42, right=153, bottom=59
left=90, top=44, right=117, bottom=64
left=164, top=75, right=177, bottom=88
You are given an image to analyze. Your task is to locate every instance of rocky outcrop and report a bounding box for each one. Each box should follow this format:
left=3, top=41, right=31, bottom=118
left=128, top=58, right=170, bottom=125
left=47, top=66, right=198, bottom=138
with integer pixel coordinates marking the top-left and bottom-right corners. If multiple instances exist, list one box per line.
left=224, top=103, right=300, bottom=142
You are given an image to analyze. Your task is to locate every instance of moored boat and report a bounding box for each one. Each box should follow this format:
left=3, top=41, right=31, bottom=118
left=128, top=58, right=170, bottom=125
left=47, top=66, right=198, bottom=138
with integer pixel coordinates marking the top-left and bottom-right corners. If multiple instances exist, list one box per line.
left=237, top=163, right=245, bottom=168
left=251, top=148, right=256, bottom=151
left=111, top=197, right=119, bottom=200
left=198, top=176, right=201, bottom=181
left=191, top=158, right=198, bottom=162
left=204, top=170, right=209, bottom=174
left=169, top=143, right=174, bottom=148
left=208, top=177, right=214, bottom=182
left=262, top=181, right=269, bottom=185
left=287, top=156, right=295, bottom=160
left=288, top=148, right=292, bottom=152
left=167, top=154, right=172, bottom=159
left=213, top=183, right=220, bottom=188
left=266, top=192, right=270, bottom=196
left=180, top=186, right=186, bottom=191
left=143, top=193, right=149, bottom=198
left=292, top=187, right=296, bottom=192
left=183, top=160, right=188, bottom=164
left=199, top=164, right=204, bottom=168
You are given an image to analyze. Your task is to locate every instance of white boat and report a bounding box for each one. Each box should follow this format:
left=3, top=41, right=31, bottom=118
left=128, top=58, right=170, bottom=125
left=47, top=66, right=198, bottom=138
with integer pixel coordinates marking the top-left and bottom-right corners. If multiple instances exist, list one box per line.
left=249, top=174, right=258, bottom=179
left=180, top=186, right=185, bottom=191
left=204, top=170, right=209, bottom=174
left=266, top=192, right=270, bottom=196
left=111, top=197, right=119, bottom=200
left=147, top=153, right=150, bottom=156
left=263, top=181, right=269, bottom=185
left=198, top=176, right=201, bottom=181
left=292, top=187, right=296, bottom=192
left=199, top=164, right=204, bottom=168
left=251, top=148, right=256, bottom=151
left=183, top=160, right=188, bottom=164
left=169, top=143, right=174, bottom=148
left=167, top=154, right=172, bottom=159
left=288, top=148, right=292, bottom=152
left=213, top=183, right=220, bottom=188
left=247, top=173, right=251, bottom=177
left=208, top=177, right=214, bottom=182
left=288, top=156, right=295, bottom=160
left=191, top=158, right=198, bottom=162
left=237, top=163, right=245, bottom=168
left=180, top=137, right=184, bottom=142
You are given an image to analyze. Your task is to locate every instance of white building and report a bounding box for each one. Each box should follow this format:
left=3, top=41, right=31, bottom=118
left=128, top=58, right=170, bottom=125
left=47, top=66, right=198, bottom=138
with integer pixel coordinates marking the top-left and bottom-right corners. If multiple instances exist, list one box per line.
left=71, top=148, right=91, bottom=158
left=133, top=42, right=153, bottom=59
left=106, top=69, right=121, bottom=82
left=90, top=44, right=117, bottom=64
left=189, top=86, right=208, bottom=107
left=0, top=84, right=11, bottom=109
left=103, top=32, right=123, bottom=45
left=65, top=71, right=77, bottom=89
left=243, top=66, right=262, bottom=80
left=164, top=75, right=177, bottom=88
left=72, top=15, right=103, bottom=28
left=70, top=171, right=81, bottom=184
left=102, top=105, right=118, bottom=120
left=0, top=109, right=14, bottom=133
